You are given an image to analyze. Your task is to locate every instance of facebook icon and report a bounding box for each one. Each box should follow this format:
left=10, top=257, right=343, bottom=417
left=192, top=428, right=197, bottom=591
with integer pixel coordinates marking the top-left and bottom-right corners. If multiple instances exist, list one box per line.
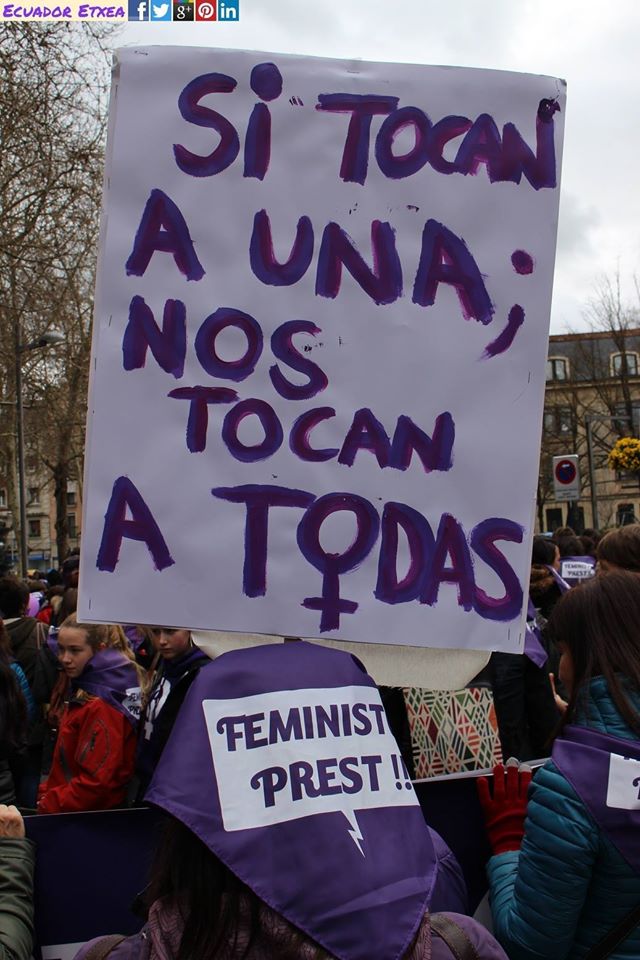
left=128, top=0, right=149, bottom=18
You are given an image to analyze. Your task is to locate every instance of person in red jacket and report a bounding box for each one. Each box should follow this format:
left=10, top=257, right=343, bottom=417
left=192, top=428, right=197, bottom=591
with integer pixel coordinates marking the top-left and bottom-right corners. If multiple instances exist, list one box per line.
left=37, top=615, right=140, bottom=814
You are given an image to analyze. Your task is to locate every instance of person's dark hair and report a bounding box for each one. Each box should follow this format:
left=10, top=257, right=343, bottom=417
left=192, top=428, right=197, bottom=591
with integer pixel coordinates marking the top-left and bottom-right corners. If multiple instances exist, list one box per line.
left=27, top=579, right=47, bottom=592
left=552, top=526, right=575, bottom=540
left=555, top=535, right=585, bottom=558
left=45, top=585, right=65, bottom=602
left=0, top=621, right=27, bottom=751
left=578, top=536, right=596, bottom=557
left=582, top=528, right=602, bottom=548
left=549, top=571, right=640, bottom=733
left=0, top=577, right=29, bottom=618
left=531, top=536, right=557, bottom=566
left=57, top=587, right=78, bottom=625
left=597, top=525, right=640, bottom=573
left=61, top=554, right=80, bottom=589
left=147, top=817, right=330, bottom=960
left=46, top=568, right=63, bottom=587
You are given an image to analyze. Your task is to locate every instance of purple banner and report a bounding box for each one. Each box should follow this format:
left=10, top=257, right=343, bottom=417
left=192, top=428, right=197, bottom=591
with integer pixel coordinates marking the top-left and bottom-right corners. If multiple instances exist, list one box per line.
left=26, top=808, right=156, bottom=958
left=558, top=555, right=596, bottom=588
left=147, top=642, right=437, bottom=960
left=553, top=724, right=640, bottom=875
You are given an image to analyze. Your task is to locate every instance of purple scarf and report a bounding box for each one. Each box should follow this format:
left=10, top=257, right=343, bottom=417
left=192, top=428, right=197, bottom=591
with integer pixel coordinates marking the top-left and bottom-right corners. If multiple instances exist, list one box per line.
left=161, top=644, right=210, bottom=685
left=146, top=642, right=437, bottom=960
left=544, top=564, right=571, bottom=594
left=553, top=724, right=640, bottom=875
left=524, top=598, right=547, bottom=668
left=74, top=648, right=141, bottom=726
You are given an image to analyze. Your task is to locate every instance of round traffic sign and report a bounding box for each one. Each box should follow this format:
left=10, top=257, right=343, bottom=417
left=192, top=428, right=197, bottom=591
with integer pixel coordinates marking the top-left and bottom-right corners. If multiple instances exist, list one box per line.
left=555, top=459, right=577, bottom=485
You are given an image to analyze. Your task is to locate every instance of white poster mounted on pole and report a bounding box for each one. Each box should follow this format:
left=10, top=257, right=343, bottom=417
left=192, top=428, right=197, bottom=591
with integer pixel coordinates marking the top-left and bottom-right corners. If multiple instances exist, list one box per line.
left=79, top=47, right=566, bottom=655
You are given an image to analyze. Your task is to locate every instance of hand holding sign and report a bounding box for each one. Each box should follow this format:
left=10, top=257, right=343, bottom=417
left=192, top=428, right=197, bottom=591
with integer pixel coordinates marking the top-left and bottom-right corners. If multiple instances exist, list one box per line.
left=0, top=805, right=25, bottom=839
left=478, top=761, right=531, bottom=855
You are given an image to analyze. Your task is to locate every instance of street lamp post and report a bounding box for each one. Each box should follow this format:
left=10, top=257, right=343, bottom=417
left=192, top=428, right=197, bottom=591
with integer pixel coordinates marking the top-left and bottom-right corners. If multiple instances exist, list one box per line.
left=14, top=330, right=65, bottom=577
left=585, top=413, right=632, bottom=531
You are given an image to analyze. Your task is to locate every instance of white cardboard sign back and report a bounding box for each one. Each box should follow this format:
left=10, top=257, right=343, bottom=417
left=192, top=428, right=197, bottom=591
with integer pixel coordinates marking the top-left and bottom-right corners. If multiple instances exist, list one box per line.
left=79, top=47, right=565, bottom=654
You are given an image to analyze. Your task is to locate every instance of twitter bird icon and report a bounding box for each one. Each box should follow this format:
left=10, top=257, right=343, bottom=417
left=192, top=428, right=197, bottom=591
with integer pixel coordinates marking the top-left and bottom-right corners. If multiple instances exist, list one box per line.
left=151, top=1, right=171, bottom=18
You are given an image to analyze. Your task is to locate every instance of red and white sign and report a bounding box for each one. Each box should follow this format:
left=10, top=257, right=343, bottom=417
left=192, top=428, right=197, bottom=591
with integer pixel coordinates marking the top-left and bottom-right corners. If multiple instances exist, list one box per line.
left=553, top=454, right=580, bottom=501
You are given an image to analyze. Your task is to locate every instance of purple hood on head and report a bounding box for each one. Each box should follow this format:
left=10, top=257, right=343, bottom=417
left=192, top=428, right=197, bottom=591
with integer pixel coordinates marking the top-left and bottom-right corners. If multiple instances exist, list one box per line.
left=161, top=644, right=210, bottom=685
left=75, top=648, right=141, bottom=726
left=146, top=641, right=437, bottom=960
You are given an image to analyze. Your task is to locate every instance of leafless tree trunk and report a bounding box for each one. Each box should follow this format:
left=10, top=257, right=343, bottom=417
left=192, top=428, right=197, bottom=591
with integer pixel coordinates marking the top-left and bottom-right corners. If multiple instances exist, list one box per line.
left=0, top=24, right=118, bottom=566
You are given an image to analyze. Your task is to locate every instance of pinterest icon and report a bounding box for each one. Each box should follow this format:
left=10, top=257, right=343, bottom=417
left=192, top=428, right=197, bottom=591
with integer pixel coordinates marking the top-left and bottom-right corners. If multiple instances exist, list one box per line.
left=195, top=0, right=216, bottom=18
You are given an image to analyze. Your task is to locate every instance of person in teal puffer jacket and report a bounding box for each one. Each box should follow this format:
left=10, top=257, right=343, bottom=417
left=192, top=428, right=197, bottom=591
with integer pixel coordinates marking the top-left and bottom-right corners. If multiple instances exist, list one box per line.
left=479, top=570, right=640, bottom=960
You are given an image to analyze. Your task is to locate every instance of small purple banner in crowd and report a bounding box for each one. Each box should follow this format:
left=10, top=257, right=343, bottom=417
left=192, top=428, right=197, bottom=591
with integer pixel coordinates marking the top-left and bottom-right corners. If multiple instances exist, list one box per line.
left=558, top=555, right=596, bottom=588
left=553, top=724, right=640, bottom=875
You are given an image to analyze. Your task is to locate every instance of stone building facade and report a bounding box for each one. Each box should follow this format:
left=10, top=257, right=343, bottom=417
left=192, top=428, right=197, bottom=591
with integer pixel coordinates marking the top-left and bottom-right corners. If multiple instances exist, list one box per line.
left=538, top=327, right=640, bottom=533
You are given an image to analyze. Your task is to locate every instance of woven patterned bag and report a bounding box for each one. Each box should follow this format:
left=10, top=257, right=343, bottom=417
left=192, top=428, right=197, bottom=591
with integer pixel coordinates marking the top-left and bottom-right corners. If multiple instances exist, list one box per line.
left=404, top=686, right=503, bottom=779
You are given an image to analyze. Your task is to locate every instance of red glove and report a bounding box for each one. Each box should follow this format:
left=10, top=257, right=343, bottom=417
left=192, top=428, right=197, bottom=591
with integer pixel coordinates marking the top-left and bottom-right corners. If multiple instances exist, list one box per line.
left=477, top=762, right=532, bottom=855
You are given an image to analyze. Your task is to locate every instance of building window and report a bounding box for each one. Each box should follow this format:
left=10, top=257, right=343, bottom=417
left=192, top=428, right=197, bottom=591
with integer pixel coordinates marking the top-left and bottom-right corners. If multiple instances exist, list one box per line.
left=611, top=352, right=639, bottom=377
left=0, top=489, right=5, bottom=508
left=67, top=491, right=77, bottom=506
left=567, top=506, right=586, bottom=534
left=617, top=503, right=636, bottom=526
left=546, top=508, right=563, bottom=531
left=543, top=406, right=573, bottom=435
left=28, top=519, right=41, bottom=538
left=28, top=487, right=39, bottom=505
left=613, top=402, right=640, bottom=436
left=546, top=357, right=568, bottom=382
left=68, top=514, right=77, bottom=538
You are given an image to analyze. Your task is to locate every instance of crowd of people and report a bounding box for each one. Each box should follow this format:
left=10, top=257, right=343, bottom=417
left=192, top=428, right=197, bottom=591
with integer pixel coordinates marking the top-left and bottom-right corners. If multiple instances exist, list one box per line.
left=0, top=524, right=639, bottom=960
left=0, top=557, right=209, bottom=815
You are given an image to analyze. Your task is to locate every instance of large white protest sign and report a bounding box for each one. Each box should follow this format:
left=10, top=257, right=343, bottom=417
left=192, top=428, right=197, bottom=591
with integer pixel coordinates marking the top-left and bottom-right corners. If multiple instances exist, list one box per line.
left=202, top=685, right=417, bottom=852
left=79, top=47, right=566, bottom=653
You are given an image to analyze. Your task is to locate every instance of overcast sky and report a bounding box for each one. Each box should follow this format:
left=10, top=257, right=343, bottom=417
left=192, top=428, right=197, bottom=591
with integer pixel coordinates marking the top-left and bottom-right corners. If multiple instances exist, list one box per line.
left=120, top=0, right=640, bottom=334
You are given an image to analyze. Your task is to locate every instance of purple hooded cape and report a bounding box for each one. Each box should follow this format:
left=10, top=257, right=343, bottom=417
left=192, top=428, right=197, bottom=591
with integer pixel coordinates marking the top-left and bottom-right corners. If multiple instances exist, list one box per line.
left=146, top=642, right=437, bottom=960
left=74, top=648, right=141, bottom=727
left=552, top=724, right=640, bottom=875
